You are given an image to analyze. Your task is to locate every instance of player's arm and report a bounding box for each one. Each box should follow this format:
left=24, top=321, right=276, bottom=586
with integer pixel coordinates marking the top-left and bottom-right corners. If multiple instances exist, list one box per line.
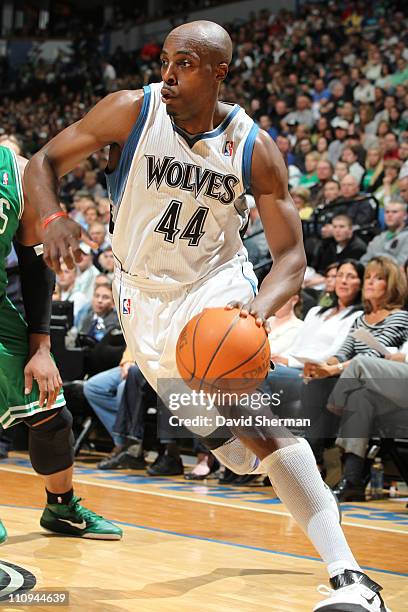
left=24, top=89, right=144, bottom=273
left=14, top=155, right=61, bottom=406
left=230, top=130, right=306, bottom=329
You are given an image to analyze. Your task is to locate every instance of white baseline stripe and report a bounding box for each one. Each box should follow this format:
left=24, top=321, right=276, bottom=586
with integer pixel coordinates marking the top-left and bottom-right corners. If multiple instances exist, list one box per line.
left=1, top=465, right=406, bottom=536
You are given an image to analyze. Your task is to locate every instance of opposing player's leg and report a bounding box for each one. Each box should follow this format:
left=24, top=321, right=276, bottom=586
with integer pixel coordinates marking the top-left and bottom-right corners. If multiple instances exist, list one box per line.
left=0, top=298, right=121, bottom=540
left=24, top=408, right=122, bottom=540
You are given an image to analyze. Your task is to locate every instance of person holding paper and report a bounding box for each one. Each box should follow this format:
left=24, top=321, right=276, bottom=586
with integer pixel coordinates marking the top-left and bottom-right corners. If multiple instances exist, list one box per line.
left=302, top=256, right=408, bottom=473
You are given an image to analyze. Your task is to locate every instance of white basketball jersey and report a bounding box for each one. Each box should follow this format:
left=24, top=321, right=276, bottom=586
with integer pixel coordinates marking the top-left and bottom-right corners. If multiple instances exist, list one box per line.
left=107, top=81, right=259, bottom=287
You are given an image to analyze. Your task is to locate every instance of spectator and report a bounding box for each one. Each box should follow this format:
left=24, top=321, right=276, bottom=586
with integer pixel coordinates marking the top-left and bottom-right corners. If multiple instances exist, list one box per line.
left=328, top=119, right=349, bottom=166
left=284, top=95, right=314, bottom=129
left=102, top=59, right=117, bottom=92
left=310, top=159, right=334, bottom=205
left=97, top=197, right=111, bottom=227
left=79, top=282, right=119, bottom=341
left=267, top=293, right=304, bottom=357
left=89, top=221, right=110, bottom=268
left=398, top=175, right=408, bottom=205
left=98, top=246, right=115, bottom=280
left=83, top=347, right=145, bottom=469
left=360, top=146, right=384, bottom=193
left=383, top=131, right=400, bottom=161
left=83, top=204, right=98, bottom=229
left=338, top=175, right=375, bottom=228
left=258, top=115, right=277, bottom=140
left=333, top=160, right=349, bottom=184
left=84, top=170, right=106, bottom=199
left=322, top=180, right=341, bottom=205
left=279, top=261, right=364, bottom=369
left=290, top=187, right=314, bottom=221
left=374, top=159, right=402, bottom=208
left=313, top=215, right=367, bottom=274
left=299, top=152, right=320, bottom=189
left=56, top=263, right=88, bottom=317
left=341, top=145, right=365, bottom=184
left=398, top=140, right=408, bottom=178
left=328, top=351, right=408, bottom=501
left=361, top=202, right=408, bottom=266
left=318, top=263, right=339, bottom=308
left=303, top=257, right=408, bottom=471
left=73, top=243, right=100, bottom=302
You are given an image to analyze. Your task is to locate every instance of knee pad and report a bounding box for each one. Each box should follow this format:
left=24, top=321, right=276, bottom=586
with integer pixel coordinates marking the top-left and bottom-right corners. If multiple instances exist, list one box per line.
left=210, top=436, right=262, bottom=475
left=25, top=407, right=74, bottom=475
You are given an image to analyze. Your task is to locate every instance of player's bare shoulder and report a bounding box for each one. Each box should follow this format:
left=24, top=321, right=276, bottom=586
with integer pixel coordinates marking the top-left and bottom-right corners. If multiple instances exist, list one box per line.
left=80, top=89, right=145, bottom=147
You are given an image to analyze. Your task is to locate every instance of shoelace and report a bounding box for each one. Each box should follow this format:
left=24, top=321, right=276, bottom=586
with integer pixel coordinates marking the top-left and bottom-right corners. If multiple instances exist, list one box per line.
left=70, top=497, right=103, bottom=521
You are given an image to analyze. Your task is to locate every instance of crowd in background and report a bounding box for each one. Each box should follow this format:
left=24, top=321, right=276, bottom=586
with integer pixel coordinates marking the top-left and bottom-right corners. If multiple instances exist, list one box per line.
left=1, top=0, right=408, bottom=495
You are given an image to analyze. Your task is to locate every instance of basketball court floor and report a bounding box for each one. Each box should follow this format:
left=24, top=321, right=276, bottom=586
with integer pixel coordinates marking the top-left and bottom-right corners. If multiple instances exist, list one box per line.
left=1, top=453, right=407, bottom=611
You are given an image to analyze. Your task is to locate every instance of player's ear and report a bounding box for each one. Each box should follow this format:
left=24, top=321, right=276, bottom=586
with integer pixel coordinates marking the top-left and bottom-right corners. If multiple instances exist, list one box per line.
left=215, top=62, right=228, bottom=82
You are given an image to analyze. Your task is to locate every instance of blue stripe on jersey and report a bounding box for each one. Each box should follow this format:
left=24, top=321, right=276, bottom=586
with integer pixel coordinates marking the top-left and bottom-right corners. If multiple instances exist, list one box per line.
left=241, top=256, right=258, bottom=297
left=242, top=122, right=259, bottom=192
left=106, top=84, right=152, bottom=207
left=172, top=104, right=240, bottom=147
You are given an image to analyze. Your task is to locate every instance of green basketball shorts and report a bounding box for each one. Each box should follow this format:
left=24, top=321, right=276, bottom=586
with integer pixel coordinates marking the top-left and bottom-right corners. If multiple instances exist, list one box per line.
left=0, top=295, right=65, bottom=429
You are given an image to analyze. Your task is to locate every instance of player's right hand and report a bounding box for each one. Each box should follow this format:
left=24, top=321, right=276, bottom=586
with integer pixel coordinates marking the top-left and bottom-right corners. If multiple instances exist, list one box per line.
left=43, top=216, right=98, bottom=273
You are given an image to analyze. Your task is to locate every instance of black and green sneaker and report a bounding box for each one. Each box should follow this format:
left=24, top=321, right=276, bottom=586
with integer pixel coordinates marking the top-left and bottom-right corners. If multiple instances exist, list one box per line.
left=0, top=519, right=7, bottom=544
left=40, top=496, right=122, bottom=540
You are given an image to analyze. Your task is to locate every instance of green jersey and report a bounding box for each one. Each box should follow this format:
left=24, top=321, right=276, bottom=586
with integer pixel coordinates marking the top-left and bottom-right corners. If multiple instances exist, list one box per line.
left=0, top=145, right=24, bottom=296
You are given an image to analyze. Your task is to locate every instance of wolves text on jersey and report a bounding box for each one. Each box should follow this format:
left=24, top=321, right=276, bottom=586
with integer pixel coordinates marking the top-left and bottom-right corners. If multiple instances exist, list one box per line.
left=145, top=155, right=240, bottom=205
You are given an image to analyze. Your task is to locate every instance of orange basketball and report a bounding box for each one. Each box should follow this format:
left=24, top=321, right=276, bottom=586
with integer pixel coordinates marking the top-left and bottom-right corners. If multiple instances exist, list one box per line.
left=176, top=307, right=271, bottom=394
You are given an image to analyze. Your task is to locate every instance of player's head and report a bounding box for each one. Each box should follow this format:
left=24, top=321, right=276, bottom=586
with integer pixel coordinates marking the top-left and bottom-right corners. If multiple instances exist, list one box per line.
left=160, top=20, right=232, bottom=120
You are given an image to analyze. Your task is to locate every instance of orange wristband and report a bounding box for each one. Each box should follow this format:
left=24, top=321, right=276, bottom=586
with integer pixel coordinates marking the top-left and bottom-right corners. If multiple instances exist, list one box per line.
left=42, top=211, right=68, bottom=230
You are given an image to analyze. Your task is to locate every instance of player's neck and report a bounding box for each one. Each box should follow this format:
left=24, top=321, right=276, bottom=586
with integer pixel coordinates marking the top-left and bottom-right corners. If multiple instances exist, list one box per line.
left=173, top=101, right=225, bottom=136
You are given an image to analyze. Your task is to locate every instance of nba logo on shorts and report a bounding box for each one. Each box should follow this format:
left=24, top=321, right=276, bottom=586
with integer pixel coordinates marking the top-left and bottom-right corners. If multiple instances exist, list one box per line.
left=122, top=298, right=131, bottom=315
left=2, top=172, right=8, bottom=185
left=223, top=141, right=234, bottom=156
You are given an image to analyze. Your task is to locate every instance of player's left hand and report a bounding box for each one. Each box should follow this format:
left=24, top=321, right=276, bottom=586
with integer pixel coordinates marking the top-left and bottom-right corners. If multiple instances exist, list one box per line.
left=226, top=300, right=271, bottom=333
left=24, top=350, right=62, bottom=408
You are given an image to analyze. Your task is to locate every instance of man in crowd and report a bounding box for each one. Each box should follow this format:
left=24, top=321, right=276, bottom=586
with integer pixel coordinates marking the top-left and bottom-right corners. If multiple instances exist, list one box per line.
left=361, top=202, right=408, bottom=265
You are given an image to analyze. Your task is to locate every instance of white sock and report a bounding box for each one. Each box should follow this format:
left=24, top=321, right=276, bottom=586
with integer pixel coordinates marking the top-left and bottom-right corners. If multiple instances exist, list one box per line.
left=260, top=438, right=361, bottom=578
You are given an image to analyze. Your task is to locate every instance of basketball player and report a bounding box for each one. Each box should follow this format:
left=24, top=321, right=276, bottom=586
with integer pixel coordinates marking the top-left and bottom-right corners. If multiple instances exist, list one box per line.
left=25, top=21, right=388, bottom=611
left=0, top=145, right=122, bottom=544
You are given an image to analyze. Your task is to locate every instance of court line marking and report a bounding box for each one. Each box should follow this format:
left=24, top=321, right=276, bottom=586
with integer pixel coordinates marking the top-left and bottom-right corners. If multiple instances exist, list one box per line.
left=0, top=501, right=407, bottom=579
left=2, top=465, right=406, bottom=535
left=1, top=465, right=407, bottom=536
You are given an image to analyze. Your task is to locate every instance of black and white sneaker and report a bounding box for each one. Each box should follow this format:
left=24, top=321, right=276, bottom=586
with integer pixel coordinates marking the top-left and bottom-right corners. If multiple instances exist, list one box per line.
left=313, top=570, right=390, bottom=611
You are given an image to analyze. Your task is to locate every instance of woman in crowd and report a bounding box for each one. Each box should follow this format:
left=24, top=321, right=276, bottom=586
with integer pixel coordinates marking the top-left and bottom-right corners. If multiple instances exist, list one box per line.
left=373, top=159, right=402, bottom=209
left=318, top=262, right=339, bottom=307
left=302, top=256, right=408, bottom=474
left=267, top=260, right=364, bottom=383
left=267, top=293, right=304, bottom=357
left=341, top=145, right=365, bottom=184
left=298, top=152, right=320, bottom=189
left=290, top=186, right=314, bottom=220
left=360, top=146, right=384, bottom=193
left=333, top=160, right=349, bottom=183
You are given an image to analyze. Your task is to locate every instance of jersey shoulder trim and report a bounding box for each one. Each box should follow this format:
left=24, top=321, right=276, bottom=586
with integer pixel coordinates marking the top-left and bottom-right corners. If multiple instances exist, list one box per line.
left=242, top=122, right=259, bottom=192
left=106, top=84, right=152, bottom=206
left=9, top=149, right=24, bottom=219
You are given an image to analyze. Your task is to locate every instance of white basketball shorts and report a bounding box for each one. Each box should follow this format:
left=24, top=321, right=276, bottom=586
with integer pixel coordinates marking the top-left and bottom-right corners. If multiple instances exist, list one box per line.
left=112, top=256, right=257, bottom=392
